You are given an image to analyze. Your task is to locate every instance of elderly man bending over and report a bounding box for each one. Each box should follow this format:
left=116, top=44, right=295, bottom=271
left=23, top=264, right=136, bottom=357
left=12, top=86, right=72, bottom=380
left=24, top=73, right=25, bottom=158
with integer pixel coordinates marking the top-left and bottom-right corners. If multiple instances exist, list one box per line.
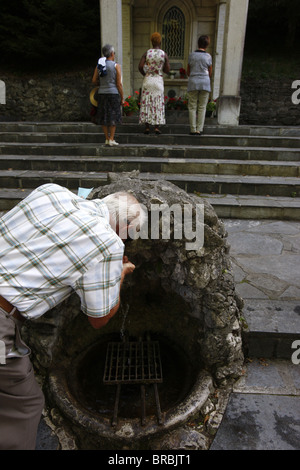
left=0, top=183, right=146, bottom=450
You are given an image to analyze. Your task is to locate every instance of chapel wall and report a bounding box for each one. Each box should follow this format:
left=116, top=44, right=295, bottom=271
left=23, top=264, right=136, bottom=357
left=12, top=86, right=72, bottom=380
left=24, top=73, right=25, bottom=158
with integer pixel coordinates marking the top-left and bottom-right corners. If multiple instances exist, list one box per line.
left=131, top=0, right=218, bottom=95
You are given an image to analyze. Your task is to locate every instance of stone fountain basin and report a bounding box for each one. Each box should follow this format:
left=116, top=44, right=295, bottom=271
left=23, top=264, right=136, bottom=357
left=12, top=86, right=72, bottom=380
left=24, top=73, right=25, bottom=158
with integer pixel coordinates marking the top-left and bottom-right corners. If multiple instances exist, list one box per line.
left=23, top=174, right=244, bottom=449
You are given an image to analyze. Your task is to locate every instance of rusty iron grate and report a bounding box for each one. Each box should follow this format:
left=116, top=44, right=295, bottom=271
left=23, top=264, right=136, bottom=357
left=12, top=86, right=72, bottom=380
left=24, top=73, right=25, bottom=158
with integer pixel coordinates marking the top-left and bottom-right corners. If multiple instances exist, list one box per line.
left=103, top=341, right=163, bottom=385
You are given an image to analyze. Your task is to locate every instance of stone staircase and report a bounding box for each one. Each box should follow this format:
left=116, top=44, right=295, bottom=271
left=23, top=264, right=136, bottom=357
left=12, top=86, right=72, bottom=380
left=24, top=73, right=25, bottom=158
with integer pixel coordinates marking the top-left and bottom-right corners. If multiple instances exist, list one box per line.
left=0, top=120, right=299, bottom=219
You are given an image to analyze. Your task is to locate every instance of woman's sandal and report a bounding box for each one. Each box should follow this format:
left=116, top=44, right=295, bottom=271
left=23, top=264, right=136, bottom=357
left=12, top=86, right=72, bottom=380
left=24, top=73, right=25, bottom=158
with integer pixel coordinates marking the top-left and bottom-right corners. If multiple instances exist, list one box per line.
left=144, top=128, right=150, bottom=134
left=155, top=128, right=161, bottom=135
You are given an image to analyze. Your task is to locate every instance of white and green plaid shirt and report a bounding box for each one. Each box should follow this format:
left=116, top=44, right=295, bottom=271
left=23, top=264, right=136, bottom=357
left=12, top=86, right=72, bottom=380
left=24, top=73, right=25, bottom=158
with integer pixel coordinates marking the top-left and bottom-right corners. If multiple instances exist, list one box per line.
left=0, top=184, right=124, bottom=319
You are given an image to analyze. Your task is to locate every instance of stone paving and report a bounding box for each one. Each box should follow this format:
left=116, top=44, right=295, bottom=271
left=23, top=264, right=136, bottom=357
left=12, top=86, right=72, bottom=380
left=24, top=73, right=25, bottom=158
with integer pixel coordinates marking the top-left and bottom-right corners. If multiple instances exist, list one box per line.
left=225, top=219, right=300, bottom=302
left=210, top=218, right=300, bottom=450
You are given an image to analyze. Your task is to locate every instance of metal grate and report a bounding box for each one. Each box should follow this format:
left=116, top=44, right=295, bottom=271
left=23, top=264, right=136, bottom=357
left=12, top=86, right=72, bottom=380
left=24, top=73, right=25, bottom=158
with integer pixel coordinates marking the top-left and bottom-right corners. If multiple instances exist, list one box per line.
left=103, top=341, right=163, bottom=385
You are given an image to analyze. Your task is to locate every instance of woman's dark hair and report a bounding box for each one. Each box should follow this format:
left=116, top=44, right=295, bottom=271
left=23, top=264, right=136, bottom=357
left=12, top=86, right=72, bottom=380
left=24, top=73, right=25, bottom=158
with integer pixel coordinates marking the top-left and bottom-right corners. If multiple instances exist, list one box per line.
left=198, top=35, right=210, bottom=49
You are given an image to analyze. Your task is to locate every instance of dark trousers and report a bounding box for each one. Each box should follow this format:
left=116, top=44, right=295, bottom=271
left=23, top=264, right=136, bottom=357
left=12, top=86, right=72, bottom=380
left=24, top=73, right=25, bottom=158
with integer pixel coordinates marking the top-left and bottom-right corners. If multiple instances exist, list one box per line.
left=0, top=309, right=44, bottom=450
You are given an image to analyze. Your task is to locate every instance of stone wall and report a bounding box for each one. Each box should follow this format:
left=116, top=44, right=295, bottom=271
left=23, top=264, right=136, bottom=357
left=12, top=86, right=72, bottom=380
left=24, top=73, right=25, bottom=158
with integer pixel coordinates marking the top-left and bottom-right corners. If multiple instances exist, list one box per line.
left=0, top=71, right=299, bottom=126
left=0, top=71, right=93, bottom=122
left=240, top=77, right=300, bottom=126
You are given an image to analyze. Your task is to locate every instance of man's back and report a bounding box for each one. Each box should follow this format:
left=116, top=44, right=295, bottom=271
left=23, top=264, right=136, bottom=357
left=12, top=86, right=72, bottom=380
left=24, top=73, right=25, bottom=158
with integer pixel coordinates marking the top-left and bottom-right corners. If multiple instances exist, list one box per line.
left=0, top=184, right=124, bottom=319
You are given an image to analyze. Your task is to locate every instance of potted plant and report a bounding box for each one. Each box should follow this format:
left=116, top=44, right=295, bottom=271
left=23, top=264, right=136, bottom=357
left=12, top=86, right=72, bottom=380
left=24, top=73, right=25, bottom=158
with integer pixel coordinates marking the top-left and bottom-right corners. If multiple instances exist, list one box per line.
left=206, top=99, right=217, bottom=117
left=123, top=91, right=140, bottom=115
left=165, top=96, right=188, bottom=110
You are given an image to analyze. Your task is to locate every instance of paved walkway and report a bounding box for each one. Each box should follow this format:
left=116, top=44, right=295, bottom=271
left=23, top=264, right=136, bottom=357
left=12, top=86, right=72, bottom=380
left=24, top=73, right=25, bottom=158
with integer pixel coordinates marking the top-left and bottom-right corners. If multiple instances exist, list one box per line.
left=211, top=219, right=300, bottom=450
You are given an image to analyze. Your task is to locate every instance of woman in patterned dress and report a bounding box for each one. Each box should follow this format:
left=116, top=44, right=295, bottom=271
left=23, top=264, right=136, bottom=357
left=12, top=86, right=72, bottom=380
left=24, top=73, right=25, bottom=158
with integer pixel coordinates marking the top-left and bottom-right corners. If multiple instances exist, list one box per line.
left=138, top=33, right=170, bottom=134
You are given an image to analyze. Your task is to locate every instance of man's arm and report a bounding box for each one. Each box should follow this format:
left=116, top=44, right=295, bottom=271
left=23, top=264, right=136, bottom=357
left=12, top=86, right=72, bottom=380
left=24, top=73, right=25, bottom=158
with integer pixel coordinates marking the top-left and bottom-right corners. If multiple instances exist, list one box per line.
left=87, top=259, right=135, bottom=329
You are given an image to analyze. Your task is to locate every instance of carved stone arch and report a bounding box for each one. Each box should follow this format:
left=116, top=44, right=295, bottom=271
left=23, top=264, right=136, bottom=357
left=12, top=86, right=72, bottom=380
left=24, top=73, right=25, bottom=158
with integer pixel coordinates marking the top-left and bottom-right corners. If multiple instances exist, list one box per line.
left=153, top=0, right=196, bottom=69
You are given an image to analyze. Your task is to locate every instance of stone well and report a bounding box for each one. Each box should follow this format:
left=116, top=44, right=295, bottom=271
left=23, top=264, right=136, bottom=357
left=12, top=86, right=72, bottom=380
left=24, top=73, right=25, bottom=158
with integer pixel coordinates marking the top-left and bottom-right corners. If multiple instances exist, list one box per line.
left=23, top=173, right=244, bottom=450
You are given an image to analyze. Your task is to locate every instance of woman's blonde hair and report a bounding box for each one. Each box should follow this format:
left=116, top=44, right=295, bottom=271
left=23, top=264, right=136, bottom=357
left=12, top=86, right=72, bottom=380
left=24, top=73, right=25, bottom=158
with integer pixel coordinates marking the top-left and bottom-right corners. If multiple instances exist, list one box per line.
left=151, top=32, right=162, bottom=47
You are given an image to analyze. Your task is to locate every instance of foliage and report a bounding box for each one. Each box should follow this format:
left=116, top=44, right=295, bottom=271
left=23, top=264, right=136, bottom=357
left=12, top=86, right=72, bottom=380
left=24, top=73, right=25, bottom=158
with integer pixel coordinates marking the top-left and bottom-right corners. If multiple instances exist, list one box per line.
left=245, top=0, right=300, bottom=52
left=1, top=0, right=299, bottom=76
left=0, top=0, right=100, bottom=71
left=206, top=99, right=217, bottom=112
left=165, top=96, right=217, bottom=112
left=123, top=91, right=140, bottom=114
left=165, top=96, right=188, bottom=110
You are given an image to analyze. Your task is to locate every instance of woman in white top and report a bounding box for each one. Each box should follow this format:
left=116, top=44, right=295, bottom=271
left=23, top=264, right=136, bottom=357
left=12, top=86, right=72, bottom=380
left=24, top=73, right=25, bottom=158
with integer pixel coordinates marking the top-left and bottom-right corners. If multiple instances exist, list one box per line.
left=187, top=35, right=212, bottom=135
left=92, top=44, right=124, bottom=146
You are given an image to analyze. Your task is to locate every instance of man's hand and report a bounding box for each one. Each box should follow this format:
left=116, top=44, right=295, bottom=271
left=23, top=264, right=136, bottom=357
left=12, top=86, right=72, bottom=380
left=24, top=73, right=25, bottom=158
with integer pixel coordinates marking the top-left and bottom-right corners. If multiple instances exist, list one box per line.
left=88, top=257, right=135, bottom=330
left=122, top=256, right=135, bottom=277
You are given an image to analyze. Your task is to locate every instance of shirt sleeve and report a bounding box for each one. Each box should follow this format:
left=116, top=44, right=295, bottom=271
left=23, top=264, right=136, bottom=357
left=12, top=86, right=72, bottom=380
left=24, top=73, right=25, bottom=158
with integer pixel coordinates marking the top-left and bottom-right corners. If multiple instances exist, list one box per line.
left=74, top=247, right=124, bottom=318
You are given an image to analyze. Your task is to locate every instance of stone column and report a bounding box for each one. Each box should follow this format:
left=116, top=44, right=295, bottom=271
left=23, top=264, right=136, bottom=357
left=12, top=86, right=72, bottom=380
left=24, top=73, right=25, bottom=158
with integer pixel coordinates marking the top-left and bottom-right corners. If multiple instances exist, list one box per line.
left=217, top=0, right=249, bottom=126
left=122, top=0, right=134, bottom=98
left=100, top=0, right=123, bottom=66
left=212, top=1, right=226, bottom=100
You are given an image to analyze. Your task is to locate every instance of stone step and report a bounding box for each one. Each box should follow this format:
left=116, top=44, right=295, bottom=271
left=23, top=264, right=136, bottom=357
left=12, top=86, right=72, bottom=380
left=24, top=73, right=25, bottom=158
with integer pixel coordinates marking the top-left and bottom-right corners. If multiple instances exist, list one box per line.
left=0, top=142, right=299, bottom=162
left=1, top=154, right=299, bottom=178
left=1, top=121, right=300, bottom=137
left=200, top=194, right=300, bottom=221
left=224, top=218, right=300, bottom=360
left=0, top=188, right=32, bottom=211
left=1, top=189, right=300, bottom=221
left=1, top=131, right=300, bottom=149
left=0, top=169, right=299, bottom=198
left=0, top=121, right=298, bottom=220
left=0, top=170, right=108, bottom=191
left=241, top=300, right=300, bottom=359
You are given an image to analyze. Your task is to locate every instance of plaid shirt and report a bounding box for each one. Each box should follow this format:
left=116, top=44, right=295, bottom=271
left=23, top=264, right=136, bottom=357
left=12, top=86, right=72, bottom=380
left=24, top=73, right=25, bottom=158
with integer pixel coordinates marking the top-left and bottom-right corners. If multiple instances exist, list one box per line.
left=0, top=184, right=124, bottom=319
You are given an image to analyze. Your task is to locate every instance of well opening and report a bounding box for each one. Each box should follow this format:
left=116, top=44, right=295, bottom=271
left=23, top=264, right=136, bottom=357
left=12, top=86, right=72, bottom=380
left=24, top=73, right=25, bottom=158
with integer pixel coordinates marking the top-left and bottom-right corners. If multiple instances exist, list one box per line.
left=47, top=285, right=211, bottom=449
left=69, top=333, right=195, bottom=424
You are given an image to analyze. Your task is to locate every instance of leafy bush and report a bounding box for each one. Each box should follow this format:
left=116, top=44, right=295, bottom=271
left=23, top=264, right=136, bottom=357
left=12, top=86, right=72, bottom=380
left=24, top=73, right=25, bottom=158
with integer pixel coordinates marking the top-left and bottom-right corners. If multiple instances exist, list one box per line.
left=0, top=0, right=100, bottom=71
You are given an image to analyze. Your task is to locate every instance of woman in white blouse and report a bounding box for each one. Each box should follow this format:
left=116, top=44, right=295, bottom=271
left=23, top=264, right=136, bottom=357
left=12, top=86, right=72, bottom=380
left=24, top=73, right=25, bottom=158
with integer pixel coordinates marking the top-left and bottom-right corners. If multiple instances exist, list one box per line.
left=187, top=35, right=212, bottom=135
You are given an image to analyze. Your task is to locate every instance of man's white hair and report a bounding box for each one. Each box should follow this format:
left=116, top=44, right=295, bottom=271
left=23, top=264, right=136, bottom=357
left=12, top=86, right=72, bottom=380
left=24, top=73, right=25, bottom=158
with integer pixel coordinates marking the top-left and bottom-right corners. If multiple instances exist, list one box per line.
left=102, top=192, right=147, bottom=236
